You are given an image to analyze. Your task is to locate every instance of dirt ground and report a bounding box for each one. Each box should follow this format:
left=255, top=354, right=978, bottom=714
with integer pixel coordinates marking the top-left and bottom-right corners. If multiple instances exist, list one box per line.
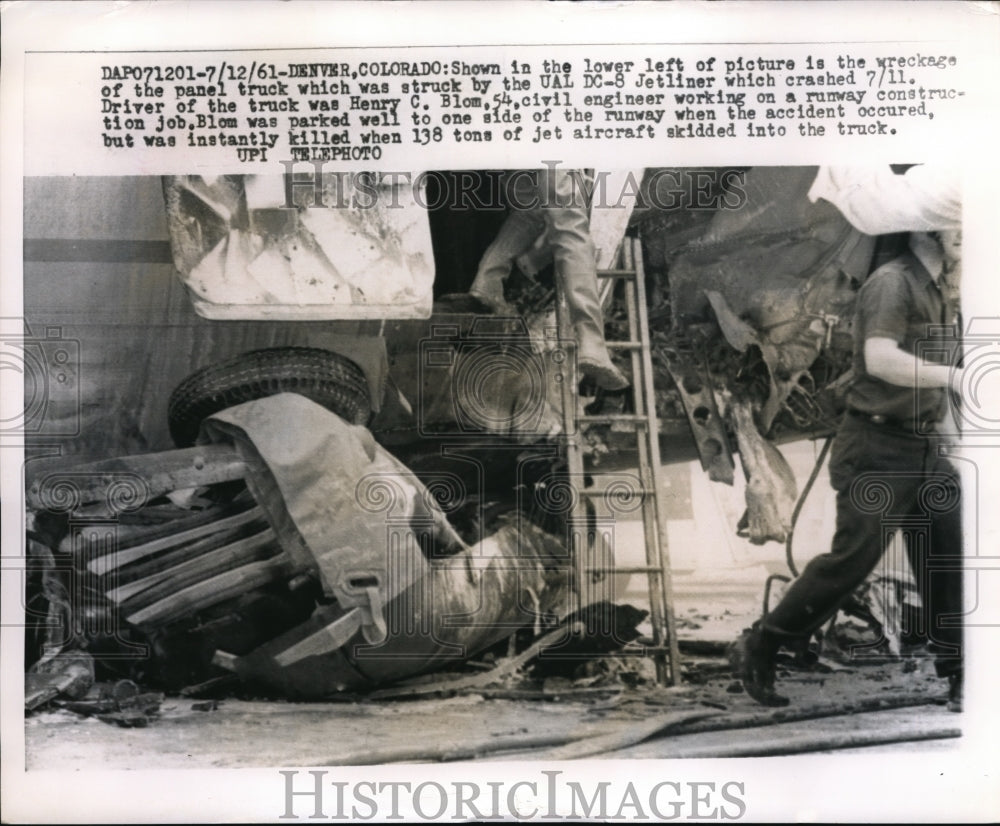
left=24, top=586, right=960, bottom=769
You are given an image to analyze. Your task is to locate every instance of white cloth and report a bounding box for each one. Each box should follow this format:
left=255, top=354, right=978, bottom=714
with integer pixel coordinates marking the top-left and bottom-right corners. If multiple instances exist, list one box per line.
left=808, top=165, right=961, bottom=234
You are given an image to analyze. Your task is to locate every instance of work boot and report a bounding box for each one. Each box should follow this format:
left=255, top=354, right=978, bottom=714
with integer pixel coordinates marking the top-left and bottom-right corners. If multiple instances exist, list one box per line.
left=579, top=357, right=630, bottom=392
left=467, top=271, right=513, bottom=315
left=577, top=336, right=630, bottom=391
left=440, top=267, right=514, bottom=315
left=729, top=623, right=789, bottom=707
left=947, top=671, right=963, bottom=713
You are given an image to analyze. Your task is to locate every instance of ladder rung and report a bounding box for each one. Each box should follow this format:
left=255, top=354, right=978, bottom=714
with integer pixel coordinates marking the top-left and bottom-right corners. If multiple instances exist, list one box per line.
left=578, top=414, right=649, bottom=425
left=558, top=238, right=681, bottom=688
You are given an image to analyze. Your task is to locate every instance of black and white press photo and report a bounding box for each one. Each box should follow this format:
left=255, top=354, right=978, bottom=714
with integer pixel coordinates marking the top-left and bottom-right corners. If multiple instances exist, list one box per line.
left=3, top=3, right=999, bottom=823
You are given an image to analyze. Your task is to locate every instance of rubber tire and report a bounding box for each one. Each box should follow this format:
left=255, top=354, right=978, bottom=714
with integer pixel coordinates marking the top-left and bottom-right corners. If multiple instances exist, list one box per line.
left=168, top=346, right=372, bottom=446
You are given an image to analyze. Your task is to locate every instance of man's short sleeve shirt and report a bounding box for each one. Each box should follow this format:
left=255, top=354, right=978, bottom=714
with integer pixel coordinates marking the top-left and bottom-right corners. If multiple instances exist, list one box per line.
left=846, top=251, right=951, bottom=422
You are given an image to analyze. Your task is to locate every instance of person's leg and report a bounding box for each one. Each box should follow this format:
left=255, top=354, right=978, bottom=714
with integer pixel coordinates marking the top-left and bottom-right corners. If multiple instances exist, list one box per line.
left=467, top=209, right=546, bottom=313
left=515, top=232, right=553, bottom=281
left=736, top=481, right=892, bottom=706
left=764, top=487, right=890, bottom=639
left=912, top=448, right=963, bottom=708
left=762, top=423, right=888, bottom=639
left=540, top=168, right=628, bottom=390
left=511, top=173, right=553, bottom=280
left=737, top=420, right=922, bottom=705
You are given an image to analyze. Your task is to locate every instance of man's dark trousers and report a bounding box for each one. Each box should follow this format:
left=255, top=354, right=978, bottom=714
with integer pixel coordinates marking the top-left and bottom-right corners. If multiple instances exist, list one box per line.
left=763, top=414, right=963, bottom=676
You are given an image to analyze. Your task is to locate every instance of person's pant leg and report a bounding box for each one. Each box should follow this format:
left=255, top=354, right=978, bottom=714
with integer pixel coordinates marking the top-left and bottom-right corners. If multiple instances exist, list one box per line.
left=917, top=449, right=964, bottom=676
left=471, top=208, right=545, bottom=291
left=516, top=233, right=553, bottom=280
left=763, top=421, right=919, bottom=640
left=538, top=169, right=605, bottom=347
left=763, top=484, right=889, bottom=640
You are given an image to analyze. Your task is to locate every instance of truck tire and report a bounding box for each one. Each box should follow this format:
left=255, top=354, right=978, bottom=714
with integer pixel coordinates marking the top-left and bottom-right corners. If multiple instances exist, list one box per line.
left=168, top=347, right=372, bottom=446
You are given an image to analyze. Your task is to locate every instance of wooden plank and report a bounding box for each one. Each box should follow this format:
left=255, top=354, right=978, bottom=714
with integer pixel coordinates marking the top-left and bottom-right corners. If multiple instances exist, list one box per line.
left=109, top=528, right=278, bottom=607
left=125, top=556, right=292, bottom=627
left=88, top=506, right=264, bottom=575
left=27, top=444, right=248, bottom=511
left=104, top=514, right=271, bottom=586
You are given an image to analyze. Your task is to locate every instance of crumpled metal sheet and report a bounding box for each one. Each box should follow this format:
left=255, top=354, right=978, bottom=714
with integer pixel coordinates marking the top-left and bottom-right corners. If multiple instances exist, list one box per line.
left=729, top=396, right=798, bottom=546
left=228, top=517, right=570, bottom=698
left=162, top=174, right=434, bottom=320
left=667, top=166, right=875, bottom=432
left=200, top=393, right=465, bottom=608
left=195, top=393, right=569, bottom=697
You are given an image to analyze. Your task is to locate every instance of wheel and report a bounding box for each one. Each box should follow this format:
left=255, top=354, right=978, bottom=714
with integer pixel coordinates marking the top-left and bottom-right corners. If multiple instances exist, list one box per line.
left=168, top=346, right=372, bottom=446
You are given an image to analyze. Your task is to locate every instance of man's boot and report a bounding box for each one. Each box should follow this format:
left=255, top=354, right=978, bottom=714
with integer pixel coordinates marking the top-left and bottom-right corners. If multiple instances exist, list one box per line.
left=729, top=622, right=789, bottom=707
left=467, top=271, right=513, bottom=315
left=577, top=330, right=629, bottom=391
left=440, top=272, right=513, bottom=315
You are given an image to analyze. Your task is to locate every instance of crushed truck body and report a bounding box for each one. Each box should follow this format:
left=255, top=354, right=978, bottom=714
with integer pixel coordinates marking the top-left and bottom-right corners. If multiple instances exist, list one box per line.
left=25, top=394, right=576, bottom=701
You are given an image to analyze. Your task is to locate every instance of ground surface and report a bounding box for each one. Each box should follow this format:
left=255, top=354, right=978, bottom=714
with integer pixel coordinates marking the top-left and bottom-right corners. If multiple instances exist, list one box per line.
left=24, top=582, right=960, bottom=769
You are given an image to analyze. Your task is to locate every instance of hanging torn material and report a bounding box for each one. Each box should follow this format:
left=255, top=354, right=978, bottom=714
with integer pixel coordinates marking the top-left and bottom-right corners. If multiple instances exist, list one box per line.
left=162, top=173, right=435, bottom=320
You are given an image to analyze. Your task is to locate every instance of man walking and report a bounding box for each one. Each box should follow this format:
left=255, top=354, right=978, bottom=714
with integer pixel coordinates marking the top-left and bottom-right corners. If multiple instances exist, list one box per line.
left=733, top=229, right=965, bottom=710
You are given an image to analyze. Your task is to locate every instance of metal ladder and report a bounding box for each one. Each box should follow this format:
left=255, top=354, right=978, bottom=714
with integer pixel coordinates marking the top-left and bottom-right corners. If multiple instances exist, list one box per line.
left=554, top=236, right=682, bottom=686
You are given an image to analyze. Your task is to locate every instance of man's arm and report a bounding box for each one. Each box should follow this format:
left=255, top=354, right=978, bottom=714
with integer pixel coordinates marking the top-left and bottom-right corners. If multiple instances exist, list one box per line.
left=864, top=337, right=963, bottom=395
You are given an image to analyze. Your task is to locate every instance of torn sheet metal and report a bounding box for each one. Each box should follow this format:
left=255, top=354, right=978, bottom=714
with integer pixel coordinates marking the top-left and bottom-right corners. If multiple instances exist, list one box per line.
left=225, top=518, right=570, bottom=698
left=163, top=174, right=434, bottom=320
left=25, top=393, right=570, bottom=700
left=200, top=394, right=568, bottom=696
left=729, top=397, right=798, bottom=545
left=665, top=166, right=874, bottom=433
left=661, top=335, right=735, bottom=485
left=198, top=393, right=465, bottom=602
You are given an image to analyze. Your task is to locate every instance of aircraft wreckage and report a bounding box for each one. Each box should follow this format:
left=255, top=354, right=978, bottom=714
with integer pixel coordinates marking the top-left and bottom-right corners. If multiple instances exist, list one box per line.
left=24, top=166, right=877, bottom=708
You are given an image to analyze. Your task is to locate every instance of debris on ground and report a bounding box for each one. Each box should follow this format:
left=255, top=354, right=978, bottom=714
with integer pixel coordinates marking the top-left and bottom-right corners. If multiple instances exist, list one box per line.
left=25, top=651, right=95, bottom=712
left=49, top=680, right=164, bottom=728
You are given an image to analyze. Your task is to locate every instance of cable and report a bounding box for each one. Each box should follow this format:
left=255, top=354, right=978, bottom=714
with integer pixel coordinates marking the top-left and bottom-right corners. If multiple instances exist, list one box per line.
left=784, top=435, right=834, bottom=578
left=762, top=434, right=834, bottom=616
